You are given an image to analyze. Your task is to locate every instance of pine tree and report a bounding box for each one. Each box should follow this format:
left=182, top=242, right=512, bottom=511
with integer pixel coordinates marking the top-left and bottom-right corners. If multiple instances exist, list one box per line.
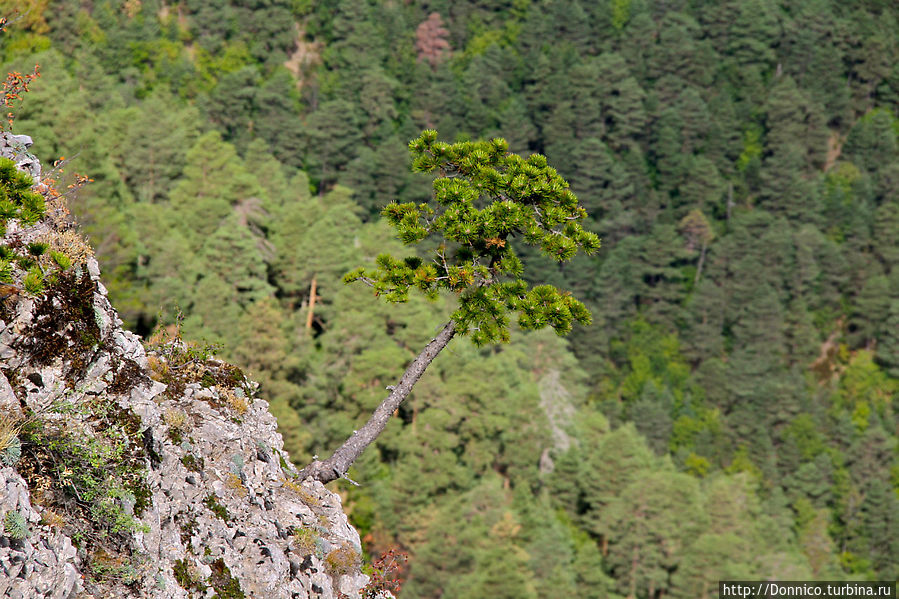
left=414, top=12, right=451, bottom=69
left=647, top=12, right=715, bottom=88
left=254, top=68, right=306, bottom=168
left=303, top=99, right=363, bottom=188
left=579, top=424, right=656, bottom=538
left=600, top=470, right=707, bottom=599
left=877, top=300, right=899, bottom=377
left=595, top=52, right=647, bottom=151
left=168, top=131, right=264, bottom=246
left=108, top=91, right=200, bottom=203
left=298, top=130, right=599, bottom=484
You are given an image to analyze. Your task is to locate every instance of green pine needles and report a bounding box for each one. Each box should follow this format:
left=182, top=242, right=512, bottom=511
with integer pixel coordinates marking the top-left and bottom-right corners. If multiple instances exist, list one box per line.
left=302, top=130, right=602, bottom=484
left=23, top=266, right=45, bottom=294
left=0, top=157, right=45, bottom=234
left=4, top=510, right=27, bottom=539
left=345, top=130, right=600, bottom=345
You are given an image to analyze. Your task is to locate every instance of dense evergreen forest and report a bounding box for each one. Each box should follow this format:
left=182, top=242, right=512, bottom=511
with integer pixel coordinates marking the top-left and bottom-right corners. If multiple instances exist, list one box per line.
left=3, top=0, right=899, bottom=596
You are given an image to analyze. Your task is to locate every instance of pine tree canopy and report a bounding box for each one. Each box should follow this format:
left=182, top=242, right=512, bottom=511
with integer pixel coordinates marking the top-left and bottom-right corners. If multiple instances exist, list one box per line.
left=344, top=130, right=601, bottom=345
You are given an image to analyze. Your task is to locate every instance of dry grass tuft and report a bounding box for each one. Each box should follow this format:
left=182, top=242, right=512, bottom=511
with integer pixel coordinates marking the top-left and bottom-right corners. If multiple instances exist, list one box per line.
left=34, top=230, right=93, bottom=266
left=0, top=413, right=22, bottom=456
left=40, top=508, right=66, bottom=529
left=146, top=355, right=169, bottom=382
left=283, top=476, right=322, bottom=508
left=325, top=542, right=361, bottom=576
left=293, top=527, right=319, bottom=556
left=222, top=388, right=249, bottom=415
left=162, top=407, right=189, bottom=430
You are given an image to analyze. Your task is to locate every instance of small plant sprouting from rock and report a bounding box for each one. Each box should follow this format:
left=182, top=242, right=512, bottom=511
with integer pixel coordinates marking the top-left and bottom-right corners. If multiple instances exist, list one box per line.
left=0, top=435, right=21, bottom=466
left=292, top=527, right=320, bottom=557
left=22, top=265, right=44, bottom=295
left=173, top=558, right=207, bottom=594
left=282, top=476, right=322, bottom=509
left=4, top=510, right=28, bottom=539
left=0, top=413, right=22, bottom=466
left=35, top=230, right=93, bottom=266
left=181, top=453, right=204, bottom=472
left=163, top=407, right=188, bottom=429
left=39, top=508, right=65, bottom=529
left=203, top=494, right=231, bottom=521
left=362, top=547, right=409, bottom=599
left=209, top=557, right=245, bottom=598
left=226, top=455, right=248, bottom=496
left=49, top=250, right=71, bottom=270
left=230, top=453, right=244, bottom=475
left=17, top=400, right=151, bottom=548
left=27, top=241, right=47, bottom=256
left=18, top=269, right=102, bottom=380
left=144, top=317, right=253, bottom=405
left=223, top=388, right=249, bottom=415
left=225, top=472, right=247, bottom=497
left=88, top=548, right=142, bottom=585
left=0, top=62, right=40, bottom=131
left=0, top=258, right=13, bottom=283
left=325, top=542, right=361, bottom=577
left=0, top=157, right=46, bottom=230
left=163, top=406, right=190, bottom=443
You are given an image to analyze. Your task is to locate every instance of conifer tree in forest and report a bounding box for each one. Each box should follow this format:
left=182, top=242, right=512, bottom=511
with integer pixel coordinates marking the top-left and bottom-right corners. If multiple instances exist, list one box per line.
left=299, top=130, right=600, bottom=483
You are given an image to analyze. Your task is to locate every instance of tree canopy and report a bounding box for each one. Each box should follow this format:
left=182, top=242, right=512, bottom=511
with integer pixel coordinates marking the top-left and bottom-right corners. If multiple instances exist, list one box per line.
left=347, top=130, right=599, bottom=345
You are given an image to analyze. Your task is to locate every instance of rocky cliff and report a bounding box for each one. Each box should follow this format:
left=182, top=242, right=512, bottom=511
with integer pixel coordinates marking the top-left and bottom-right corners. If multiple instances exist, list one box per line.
left=0, top=134, right=371, bottom=599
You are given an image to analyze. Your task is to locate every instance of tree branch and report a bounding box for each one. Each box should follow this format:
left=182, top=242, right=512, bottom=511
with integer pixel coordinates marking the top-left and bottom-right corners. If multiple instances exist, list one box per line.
left=298, top=319, right=457, bottom=484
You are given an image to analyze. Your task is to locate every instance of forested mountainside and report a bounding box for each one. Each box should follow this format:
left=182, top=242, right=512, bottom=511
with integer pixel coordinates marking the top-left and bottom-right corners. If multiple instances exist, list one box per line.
left=2, top=0, right=898, bottom=597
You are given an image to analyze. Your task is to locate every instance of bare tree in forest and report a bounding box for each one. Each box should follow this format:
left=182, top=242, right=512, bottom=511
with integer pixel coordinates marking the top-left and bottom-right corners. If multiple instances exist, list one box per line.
left=414, top=13, right=451, bottom=68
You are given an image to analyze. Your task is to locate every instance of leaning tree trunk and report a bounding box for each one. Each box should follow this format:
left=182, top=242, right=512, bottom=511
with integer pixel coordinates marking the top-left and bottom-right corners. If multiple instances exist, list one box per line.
left=298, top=320, right=457, bottom=484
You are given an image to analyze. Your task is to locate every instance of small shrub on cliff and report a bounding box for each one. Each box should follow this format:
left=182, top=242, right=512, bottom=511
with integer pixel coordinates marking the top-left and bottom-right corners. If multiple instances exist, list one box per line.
left=0, top=258, right=12, bottom=283
left=48, top=250, right=71, bottom=270
left=362, top=547, right=408, bottom=599
left=0, top=435, right=21, bottom=466
left=0, top=157, right=45, bottom=229
left=1, top=64, right=40, bottom=130
left=292, top=527, right=320, bottom=557
left=39, top=508, right=65, bottom=529
left=35, top=230, right=94, bottom=267
left=3, top=510, right=27, bottom=539
left=163, top=407, right=190, bottom=443
left=325, top=542, right=362, bottom=576
left=224, top=472, right=247, bottom=497
left=145, top=318, right=253, bottom=406
left=209, top=558, right=245, bottom=598
left=89, top=548, right=142, bottom=585
left=27, top=241, right=47, bottom=256
left=18, top=401, right=151, bottom=551
left=22, top=266, right=44, bottom=295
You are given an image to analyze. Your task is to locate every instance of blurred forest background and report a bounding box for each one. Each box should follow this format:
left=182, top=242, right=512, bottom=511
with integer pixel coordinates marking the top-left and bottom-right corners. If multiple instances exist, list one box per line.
left=3, top=0, right=899, bottom=597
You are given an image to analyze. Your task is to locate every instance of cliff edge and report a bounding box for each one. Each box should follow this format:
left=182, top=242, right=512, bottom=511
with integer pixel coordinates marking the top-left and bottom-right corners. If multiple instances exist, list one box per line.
left=0, top=134, right=370, bottom=599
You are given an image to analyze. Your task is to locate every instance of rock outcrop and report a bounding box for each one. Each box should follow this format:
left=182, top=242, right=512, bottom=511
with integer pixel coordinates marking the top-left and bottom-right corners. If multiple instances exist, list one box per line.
left=0, top=137, right=370, bottom=598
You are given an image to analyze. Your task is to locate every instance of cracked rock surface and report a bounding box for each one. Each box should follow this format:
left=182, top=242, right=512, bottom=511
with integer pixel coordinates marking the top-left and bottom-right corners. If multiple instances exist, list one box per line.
left=0, top=141, right=369, bottom=598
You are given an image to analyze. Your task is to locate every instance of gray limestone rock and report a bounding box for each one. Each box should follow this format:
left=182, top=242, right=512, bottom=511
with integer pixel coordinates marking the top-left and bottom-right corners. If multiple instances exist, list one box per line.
left=0, top=137, right=373, bottom=598
left=0, top=132, right=40, bottom=181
